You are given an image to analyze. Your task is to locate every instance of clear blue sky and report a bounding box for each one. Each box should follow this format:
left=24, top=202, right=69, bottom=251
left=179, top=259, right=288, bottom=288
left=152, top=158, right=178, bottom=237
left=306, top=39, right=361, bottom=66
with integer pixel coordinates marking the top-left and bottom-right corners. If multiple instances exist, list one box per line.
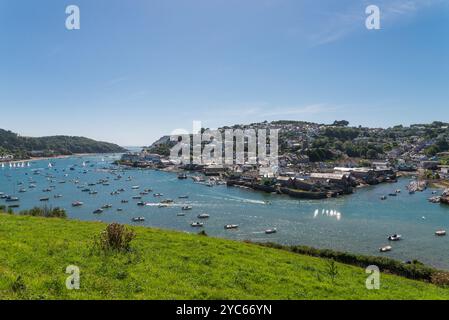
left=0, top=0, right=448, bottom=146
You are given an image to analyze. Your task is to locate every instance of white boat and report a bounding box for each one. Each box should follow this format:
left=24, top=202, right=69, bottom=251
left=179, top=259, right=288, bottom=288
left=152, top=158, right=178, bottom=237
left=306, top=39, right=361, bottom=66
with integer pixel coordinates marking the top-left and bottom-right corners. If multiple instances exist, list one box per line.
left=191, top=222, right=204, bottom=227
left=132, top=217, right=145, bottom=222
left=224, top=224, right=239, bottom=230
left=388, top=234, right=402, bottom=241
left=379, top=246, right=392, bottom=252
left=197, top=213, right=210, bottom=219
left=48, top=163, right=52, bottom=168
left=435, top=230, right=446, bottom=236
left=182, top=206, right=192, bottom=211
left=1, top=163, right=4, bottom=168
left=72, top=201, right=84, bottom=207
left=265, top=228, right=277, bottom=234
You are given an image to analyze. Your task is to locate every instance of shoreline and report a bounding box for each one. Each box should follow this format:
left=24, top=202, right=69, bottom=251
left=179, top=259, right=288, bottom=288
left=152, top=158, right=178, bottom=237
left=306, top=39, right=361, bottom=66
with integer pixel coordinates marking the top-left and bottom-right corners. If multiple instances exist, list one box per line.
left=3, top=153, right=120, bottom=164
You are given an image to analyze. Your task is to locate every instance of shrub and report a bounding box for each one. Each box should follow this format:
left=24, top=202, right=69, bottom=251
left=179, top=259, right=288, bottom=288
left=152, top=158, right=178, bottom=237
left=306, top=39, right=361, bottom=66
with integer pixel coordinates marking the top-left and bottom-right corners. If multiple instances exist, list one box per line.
left=256, top=242, right=445, bottom=285
left=98, top=223, right=136, bottom=252
left=19, top=206, right=66, bottom=218
left=325, top=259, right=339, bottom=283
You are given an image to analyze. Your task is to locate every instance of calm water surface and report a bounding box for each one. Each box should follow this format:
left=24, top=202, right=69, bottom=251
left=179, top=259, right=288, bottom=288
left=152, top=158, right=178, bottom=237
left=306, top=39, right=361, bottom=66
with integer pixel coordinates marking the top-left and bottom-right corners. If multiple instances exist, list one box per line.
left=2, top=155, right=449, bottom=269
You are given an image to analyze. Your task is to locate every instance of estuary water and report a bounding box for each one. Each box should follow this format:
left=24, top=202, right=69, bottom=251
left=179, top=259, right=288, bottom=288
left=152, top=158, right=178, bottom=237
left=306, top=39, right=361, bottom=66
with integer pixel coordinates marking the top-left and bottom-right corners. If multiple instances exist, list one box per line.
left=2, top=154, right=449, bottom=269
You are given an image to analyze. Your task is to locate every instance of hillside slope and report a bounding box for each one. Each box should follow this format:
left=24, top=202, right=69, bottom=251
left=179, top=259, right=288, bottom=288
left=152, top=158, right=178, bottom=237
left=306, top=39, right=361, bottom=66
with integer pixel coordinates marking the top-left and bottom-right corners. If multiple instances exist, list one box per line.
left=0, top=129, right=126, bottom=159
left=0, top=214, right=448, bottom=300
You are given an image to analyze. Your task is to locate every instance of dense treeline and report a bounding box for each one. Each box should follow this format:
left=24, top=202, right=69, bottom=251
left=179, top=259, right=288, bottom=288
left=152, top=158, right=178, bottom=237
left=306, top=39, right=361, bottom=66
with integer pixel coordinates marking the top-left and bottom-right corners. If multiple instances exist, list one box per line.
left=0, top=129, right=126, bottom=159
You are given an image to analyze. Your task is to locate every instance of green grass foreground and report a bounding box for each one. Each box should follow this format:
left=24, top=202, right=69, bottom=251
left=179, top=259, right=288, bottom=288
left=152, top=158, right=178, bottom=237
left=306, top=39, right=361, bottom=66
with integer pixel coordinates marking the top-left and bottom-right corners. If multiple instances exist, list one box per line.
left=0, top=213, right=448, bottom=300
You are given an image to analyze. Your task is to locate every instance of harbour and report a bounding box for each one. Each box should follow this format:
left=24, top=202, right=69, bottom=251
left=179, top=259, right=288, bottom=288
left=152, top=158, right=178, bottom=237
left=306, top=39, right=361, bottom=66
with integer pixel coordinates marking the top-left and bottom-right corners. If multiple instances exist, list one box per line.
left=2, top=154, right=449, bottom=269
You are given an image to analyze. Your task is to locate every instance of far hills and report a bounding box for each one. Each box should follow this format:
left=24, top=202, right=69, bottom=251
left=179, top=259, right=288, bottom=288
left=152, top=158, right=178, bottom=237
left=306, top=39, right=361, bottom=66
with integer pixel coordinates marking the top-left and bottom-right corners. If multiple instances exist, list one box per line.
left=0, top=129, right=126, bottom=160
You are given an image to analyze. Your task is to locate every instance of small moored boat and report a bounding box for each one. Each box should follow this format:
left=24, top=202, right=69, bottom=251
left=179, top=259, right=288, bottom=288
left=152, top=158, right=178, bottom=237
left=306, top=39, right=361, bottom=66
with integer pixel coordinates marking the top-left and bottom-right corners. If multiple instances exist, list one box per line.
left=182, top=206, right=192, bottom=211
left=132, top=217, right=145, bottom=222
left=388, top=234, right=402, bottom=241
left=93, top=209, right=104, bottom=214
left=191, top=222, right=204, bottom=227
left=379, top=246, right=392, bottom=252
left=224, top=224, right=239, bottom=230
left=197, top=213, right=210, bottom=219
left=435, top=230, right=446, bottom=236
left=265, top=228, right=277, bottom=234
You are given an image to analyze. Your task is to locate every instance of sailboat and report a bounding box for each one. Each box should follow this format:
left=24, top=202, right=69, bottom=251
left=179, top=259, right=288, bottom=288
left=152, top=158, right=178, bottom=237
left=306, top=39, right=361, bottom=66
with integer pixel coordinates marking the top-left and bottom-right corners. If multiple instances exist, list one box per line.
left=27, top=162, right=30, bottom=167
left=48, top=162, right=53, bottom=168
left=9, top=163, right=12, bottom=168
left=82, top=161, right=86, bottom=167
left=1, top=163, right=4, bottom=168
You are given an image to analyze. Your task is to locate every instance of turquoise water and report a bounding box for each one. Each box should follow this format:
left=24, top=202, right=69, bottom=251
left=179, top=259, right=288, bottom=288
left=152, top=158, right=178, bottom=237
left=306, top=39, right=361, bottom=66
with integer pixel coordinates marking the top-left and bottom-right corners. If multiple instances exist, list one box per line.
left=2, top=155, right=449, bottom=269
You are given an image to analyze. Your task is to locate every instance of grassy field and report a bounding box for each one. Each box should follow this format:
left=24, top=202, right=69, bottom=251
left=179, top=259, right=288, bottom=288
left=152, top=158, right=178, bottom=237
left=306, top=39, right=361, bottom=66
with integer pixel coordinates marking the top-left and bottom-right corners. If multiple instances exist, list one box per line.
left=0, top=213, right=448, bottom=300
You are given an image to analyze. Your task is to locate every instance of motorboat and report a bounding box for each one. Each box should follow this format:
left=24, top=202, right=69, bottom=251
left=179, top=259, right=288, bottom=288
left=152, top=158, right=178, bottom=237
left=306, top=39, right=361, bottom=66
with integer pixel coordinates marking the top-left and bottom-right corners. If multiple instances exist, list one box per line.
left=388, top=234, right=402, bottom=241
left=380, top=196, right=387, bottom=200
left=93, top=209, right=104, bottom=214
left=182, top=206, right=192, bottom=211
left=224, top=224, right=239, bottom=230
left=40, top=197, right=50, bottom=202
left=379, top=246, right=392, bottom=252
left=72, top=201, right=83, bottom=207
left=101, top=204, right=112, bottom=209
left=132, top=217, right=145, bottom=222
left=178, top=173, right=188, bottom=180
left=435, top=230, right=447, bottom=236
left=265, top=228, right=277, bottom=234
left=197, top=213, right=210, bottom=219
left=191, top=222, right=204, bottom=227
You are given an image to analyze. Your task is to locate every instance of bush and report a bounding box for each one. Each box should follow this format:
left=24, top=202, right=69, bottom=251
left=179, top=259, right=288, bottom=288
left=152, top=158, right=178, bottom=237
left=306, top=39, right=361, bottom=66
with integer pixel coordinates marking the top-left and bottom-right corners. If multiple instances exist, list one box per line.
left=257, top=242, right=444, bottom=285
left=19, top=206, right=66, bottom=218
left=98, top=223, right=136, bottom=252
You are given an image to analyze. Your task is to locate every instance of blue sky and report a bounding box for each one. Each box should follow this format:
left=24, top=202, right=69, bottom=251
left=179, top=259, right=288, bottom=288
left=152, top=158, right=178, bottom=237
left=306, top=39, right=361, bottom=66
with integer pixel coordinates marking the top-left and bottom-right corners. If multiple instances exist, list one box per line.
left=0, top=0, right=448, bottom=145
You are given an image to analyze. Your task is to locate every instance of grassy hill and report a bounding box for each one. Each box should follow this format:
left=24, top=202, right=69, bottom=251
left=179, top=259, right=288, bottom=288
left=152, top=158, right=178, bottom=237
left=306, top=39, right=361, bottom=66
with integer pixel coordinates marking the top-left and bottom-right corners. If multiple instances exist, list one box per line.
left=0, top=128, right=126, bottom=159
left=0, top=213, right=448, bottom=300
